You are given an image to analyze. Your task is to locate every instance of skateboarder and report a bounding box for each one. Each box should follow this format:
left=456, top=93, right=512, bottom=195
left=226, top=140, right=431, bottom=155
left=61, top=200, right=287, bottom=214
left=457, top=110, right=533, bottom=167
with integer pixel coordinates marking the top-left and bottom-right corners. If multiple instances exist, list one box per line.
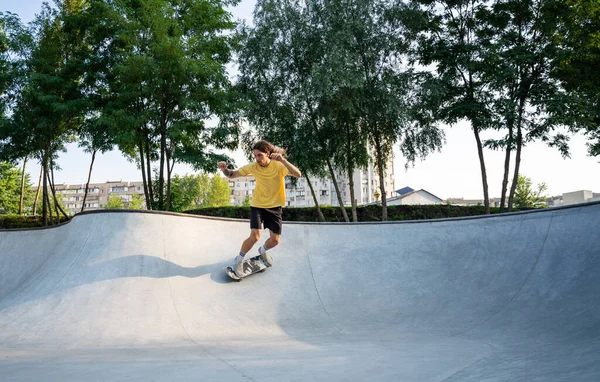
left=218, top=140, right=302, bottom=277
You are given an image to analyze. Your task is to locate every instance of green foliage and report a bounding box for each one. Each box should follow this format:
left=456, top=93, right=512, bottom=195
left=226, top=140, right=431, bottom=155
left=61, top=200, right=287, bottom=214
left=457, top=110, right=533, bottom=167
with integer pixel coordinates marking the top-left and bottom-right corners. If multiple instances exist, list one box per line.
left=207, top=175, right=231, bottom=207
left=129, top=194, right=146, bottom=210
left=105, top=193, right=145, bottom=210
left=237, top=0, right=443, bottom=221
left=242, top=194, right=251, bottom=207
left=0, top=215, right=69, bottom=229
left=478, top=0, right=586, bottom=159
left=0, top=162, right=32, bottom=214
left=236, top=0, right=331, bottom=178
left=105, top=195, right=124, bottom=209
left=513, top=175, right=548, bottom=209
left=165, top=173, right=231, bottom=212
left=168, top=173, right=211, bottom=212
left=81, top=0, right=240, bottom=210
left=47, top=192, right=69, bottom=217
left=0, top=3, right=89, bottom=224
left=554, top=0, right=600, bottom=156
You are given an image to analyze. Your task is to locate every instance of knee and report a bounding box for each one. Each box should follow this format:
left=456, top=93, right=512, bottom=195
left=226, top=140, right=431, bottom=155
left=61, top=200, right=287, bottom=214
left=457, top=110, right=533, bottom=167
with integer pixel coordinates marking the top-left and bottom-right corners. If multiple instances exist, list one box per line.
left=270, top=235, right=281, bottom=246
left=249, top=232, right=261, bottom=244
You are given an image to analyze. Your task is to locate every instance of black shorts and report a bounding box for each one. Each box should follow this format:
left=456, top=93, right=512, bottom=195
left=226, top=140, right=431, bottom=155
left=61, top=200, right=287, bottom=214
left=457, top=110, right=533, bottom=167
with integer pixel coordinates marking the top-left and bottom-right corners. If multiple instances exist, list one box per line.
left=250, top=206, right=283, bottom=235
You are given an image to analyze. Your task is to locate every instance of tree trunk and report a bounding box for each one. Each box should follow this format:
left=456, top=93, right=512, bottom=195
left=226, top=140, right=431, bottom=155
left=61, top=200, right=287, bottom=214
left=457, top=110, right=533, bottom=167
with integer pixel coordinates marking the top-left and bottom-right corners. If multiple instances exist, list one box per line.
left=305, top=173, right=326, bottom=222
left=373, top=138, right=388, bottom=221
left=166, top=146, right=174, bottom=211
left=139, top=142, right=151, bottom=210
left=500, top=122, right=514, bottom=213
left=45, top=176, right=53, bottom=225
left=81, top=148, right=97, bottom=213
left=326, top=158, right=350, bottom=222
left=33, top=165, right=42, bottom=216
left=19, top=157, right=28, bottom=215
left=472, top=122, right=490, bottom=214
left=42, top=151, right=49, bottom=226
left=346, top=123, right=358, bottom=222
left=158, top=106, right=167, bottom=210
left=508, top=103, right=525, bottom=211
left=48, top=162, right=69, bottom=219
left=347, top=163, right=357, bottom=222
left=145, top=137, right=154, bottom=210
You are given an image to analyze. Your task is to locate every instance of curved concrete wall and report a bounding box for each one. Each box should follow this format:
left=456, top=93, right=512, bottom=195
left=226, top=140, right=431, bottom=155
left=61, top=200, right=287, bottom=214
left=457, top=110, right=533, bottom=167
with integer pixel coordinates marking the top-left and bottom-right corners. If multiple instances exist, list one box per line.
left=0, top=203, right=598, bottom=381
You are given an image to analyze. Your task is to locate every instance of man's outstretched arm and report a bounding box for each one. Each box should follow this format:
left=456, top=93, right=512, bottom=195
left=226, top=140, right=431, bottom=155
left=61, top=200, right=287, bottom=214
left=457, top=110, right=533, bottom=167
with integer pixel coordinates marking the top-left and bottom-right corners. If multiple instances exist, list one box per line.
left=217, top=161, right=242, bottom=179
left=270, top=154, right=301, bottom=178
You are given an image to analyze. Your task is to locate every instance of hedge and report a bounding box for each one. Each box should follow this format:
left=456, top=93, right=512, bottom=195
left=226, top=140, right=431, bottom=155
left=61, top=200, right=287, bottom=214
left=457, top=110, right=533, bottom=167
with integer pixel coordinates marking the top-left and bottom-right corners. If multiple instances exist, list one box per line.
left=0, top=215, right=70, bottom=230
left=185, top=204, right=516, bottom=222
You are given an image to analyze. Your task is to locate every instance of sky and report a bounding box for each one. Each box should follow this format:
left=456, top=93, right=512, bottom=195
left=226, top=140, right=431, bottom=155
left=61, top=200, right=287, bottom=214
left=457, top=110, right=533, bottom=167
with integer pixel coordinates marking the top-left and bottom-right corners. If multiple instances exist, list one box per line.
left=2, top=0, right=598, bottom=200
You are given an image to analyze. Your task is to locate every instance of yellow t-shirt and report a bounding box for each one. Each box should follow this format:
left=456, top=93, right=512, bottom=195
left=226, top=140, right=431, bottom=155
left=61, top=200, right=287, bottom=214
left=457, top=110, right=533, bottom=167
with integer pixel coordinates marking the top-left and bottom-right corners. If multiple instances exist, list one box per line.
left=238, top=161, right=289, bottom=208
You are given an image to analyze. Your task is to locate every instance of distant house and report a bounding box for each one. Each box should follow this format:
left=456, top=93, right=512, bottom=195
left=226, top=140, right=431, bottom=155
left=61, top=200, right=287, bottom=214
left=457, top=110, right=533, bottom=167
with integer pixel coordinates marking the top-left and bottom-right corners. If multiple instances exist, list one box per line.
left=547, top=190, right=600, bottom=207
left=382, top=187, right=443, bottom=206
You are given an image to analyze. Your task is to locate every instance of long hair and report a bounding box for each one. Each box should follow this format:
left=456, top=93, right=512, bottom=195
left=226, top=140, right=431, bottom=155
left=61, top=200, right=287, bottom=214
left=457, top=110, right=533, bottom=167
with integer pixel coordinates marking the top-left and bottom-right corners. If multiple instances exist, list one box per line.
left=253, top=140, right=286, bottom=156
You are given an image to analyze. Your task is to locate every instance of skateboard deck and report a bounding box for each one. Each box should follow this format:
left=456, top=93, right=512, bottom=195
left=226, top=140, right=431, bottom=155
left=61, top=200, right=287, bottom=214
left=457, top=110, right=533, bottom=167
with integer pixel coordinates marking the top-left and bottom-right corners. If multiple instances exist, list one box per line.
left=226, top=253, right=273, bottom=281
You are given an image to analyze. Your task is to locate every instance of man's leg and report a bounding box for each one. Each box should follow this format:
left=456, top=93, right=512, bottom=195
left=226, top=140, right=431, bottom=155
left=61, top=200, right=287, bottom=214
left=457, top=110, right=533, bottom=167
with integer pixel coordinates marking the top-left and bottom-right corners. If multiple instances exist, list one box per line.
left=241, top=229, right=261, bottom=254
left=259, top=230, right=280, bottom=254
left=259, top=207, right=282, bottom=256
left=234, top=229, right=261, bottom=276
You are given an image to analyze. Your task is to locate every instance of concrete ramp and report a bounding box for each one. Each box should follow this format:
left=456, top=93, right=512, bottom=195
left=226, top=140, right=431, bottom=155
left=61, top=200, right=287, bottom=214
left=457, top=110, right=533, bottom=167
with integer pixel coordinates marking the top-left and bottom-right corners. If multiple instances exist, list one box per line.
left=0, top=203, right=599, bottom=381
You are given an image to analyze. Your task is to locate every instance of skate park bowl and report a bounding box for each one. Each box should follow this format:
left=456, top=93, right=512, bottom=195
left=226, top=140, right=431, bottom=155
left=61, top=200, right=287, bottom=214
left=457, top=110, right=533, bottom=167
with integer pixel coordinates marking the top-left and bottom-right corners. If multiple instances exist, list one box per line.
left=0, top=201, right=599, bottom=381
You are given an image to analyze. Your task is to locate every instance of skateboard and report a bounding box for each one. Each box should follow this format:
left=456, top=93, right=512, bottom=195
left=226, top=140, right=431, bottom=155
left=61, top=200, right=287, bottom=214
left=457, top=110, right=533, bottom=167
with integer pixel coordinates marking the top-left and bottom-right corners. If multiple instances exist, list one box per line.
left=226, top=253, right=273, bottom=281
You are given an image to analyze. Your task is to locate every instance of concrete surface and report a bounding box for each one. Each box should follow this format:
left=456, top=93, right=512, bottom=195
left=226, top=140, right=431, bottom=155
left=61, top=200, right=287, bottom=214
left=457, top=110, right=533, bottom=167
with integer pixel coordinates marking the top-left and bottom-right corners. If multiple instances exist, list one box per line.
left=0, top=202, right=599, bottom=381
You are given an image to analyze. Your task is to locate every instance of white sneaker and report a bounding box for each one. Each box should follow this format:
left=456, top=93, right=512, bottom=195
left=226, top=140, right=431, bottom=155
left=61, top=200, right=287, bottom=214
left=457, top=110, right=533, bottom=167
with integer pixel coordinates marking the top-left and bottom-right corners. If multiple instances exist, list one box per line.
left=259, top=248, right=273, bottom=267
left=234, top=255, right=248, bottom=277
left=234, top=261, right=247, bottom=277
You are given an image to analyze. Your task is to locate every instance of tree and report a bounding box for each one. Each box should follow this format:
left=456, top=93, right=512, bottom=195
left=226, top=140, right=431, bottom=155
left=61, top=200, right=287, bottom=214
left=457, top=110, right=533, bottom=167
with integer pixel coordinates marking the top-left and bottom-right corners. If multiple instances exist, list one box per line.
left=242, top=194, right=251, bottom=207
left=478, top=0, right=584, bottom=211
left=402, top=0, right=496, bottom=214
left=105, top=195, right=124, bottom=209
left=554, top=0, right=600, bottom=156
left=83, top=0, right=240, bottom=212
left=206, top=175, right=231, bottom=207
left=167, top=173, right=211, bottom=212
left=0, top=17, right=9, bottom=121
left=0, top=4, right=87, bottom=225
left=236, top=0, right=351, bottom=222
left=0, top=162, right=33, bottom=214
left=512, top=174, right=548, bottom=209
left=322, top=0, right=443, bottom=221
left=129, top=194, right=146, bottom=210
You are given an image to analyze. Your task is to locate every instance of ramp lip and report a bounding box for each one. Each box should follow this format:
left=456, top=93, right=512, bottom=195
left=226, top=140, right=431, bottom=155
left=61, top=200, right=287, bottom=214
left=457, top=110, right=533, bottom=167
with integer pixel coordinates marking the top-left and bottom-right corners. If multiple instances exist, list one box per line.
left=2, top=200, right=598, bottom=232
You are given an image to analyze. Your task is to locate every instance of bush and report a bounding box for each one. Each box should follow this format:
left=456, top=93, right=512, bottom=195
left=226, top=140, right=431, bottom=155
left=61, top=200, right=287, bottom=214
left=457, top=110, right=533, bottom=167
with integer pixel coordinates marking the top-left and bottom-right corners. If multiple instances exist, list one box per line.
left=185, top=204, right=509, bottom=222
left=0, top=215, right=70, bottom=229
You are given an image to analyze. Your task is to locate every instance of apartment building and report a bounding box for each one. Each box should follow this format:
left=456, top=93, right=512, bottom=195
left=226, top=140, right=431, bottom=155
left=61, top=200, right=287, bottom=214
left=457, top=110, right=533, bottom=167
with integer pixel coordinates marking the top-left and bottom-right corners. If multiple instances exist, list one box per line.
left=228, top=177, right=256, bottom=206
left=51, top=181, right=146, bottom=214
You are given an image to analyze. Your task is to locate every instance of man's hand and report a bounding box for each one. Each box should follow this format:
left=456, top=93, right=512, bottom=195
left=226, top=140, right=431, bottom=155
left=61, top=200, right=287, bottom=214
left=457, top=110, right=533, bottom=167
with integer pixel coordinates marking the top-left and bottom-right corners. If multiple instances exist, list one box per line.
left=218, top=161, right=234, bottom=178
left=270, top=153, right=284, bottom=162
